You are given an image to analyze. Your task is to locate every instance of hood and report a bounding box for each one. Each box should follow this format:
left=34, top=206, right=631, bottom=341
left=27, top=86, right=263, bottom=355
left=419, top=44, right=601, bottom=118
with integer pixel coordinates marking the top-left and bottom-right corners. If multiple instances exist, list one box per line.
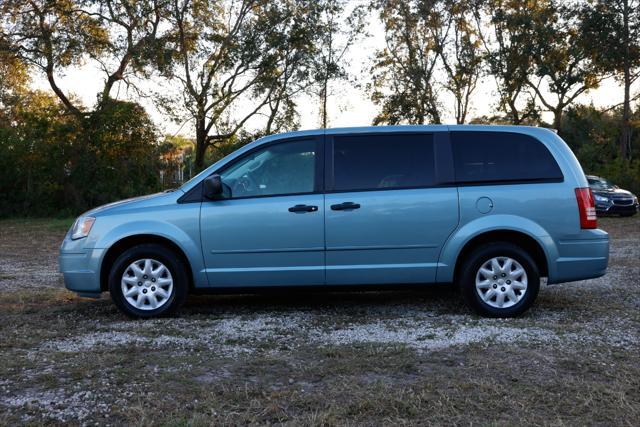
left=83, top=190, right=183, bottom=217
left=592, top=187, right=635, bottom=197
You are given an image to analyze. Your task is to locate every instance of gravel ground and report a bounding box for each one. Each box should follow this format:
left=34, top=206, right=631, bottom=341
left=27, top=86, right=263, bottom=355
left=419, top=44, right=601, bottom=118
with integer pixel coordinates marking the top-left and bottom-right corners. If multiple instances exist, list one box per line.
left=0, top=216, right=639, bottom=425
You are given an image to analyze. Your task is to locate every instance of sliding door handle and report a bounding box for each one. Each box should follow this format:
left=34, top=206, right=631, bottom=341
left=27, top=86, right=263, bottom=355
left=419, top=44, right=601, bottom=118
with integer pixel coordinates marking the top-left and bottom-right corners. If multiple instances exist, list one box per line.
left=330, top=202, right=361, bottom=211
left=288, top=204, right=318, bottom=213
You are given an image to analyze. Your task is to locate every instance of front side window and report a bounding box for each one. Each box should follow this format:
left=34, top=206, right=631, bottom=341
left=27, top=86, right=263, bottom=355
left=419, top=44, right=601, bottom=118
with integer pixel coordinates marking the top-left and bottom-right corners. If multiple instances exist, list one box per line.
left=220, top=139, right=317, bottom=198
left=332, top=134, right=435, bottom=191
left=451, top=132, right=563, bottom=184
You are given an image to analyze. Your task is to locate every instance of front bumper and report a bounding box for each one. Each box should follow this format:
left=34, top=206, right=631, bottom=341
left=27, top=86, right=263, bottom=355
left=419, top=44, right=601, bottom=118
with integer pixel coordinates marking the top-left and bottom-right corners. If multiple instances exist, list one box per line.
left=59, top=248, right=106, bottom=297
left=595, top=201, right=638, bottom=216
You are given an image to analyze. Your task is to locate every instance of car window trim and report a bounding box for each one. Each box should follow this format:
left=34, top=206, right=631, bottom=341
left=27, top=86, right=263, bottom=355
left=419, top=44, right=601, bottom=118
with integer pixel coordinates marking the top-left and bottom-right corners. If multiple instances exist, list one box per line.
left=178, top=135, right=324, bottom=203
left=178, top=129, right=565, bottom=204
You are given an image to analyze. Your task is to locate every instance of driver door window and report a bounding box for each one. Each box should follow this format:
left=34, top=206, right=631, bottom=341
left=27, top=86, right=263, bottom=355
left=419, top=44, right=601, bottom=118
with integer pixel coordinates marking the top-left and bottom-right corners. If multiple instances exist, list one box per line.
left=220, top=139, right=318, bottom=198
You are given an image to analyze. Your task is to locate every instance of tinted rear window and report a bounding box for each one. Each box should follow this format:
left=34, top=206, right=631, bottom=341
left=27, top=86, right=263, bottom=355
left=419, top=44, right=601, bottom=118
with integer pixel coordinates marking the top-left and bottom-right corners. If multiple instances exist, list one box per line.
left=332, top=134, right=435, bottom=191
left=451, top=132, right=563, bottom=184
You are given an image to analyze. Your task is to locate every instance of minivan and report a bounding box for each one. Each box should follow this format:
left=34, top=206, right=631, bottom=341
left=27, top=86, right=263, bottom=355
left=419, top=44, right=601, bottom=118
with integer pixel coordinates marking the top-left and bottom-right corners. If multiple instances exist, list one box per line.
left=59, top=125, right=609, bottom=318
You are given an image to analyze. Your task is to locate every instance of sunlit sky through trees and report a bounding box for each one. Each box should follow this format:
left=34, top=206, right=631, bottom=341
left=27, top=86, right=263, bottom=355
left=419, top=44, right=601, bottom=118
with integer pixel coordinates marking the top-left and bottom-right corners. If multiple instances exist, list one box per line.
left=28, top=1, right=635, bottom=137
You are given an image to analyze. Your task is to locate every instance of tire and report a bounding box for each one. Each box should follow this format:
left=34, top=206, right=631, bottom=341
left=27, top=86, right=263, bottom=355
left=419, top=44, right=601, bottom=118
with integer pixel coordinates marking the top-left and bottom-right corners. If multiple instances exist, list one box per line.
left=459, top=242, right=540, bottom=318
left=108, top=243, right=188, bottom=318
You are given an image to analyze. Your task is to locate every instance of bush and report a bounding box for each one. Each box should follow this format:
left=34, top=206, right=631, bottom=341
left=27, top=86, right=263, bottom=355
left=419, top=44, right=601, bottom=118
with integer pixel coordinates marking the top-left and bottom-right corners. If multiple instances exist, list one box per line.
left=561, top=105, right=640, bottom=194
left=0, top=93, right=166, bottom=216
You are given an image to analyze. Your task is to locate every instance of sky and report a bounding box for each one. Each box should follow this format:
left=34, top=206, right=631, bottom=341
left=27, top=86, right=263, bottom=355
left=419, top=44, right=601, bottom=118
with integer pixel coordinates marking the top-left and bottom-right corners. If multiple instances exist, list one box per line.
left=30, top=7, right=635, bottom=139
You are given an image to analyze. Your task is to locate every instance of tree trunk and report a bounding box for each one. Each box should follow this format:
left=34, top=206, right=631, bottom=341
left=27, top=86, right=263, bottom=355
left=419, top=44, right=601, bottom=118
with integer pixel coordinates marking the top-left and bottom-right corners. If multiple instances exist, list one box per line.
left=620, top=0, right=631, bottom=159
left=508, top=99, right=521, bottom=125
left=194, top=117, right=208, bottom=171
left=553, top=108, right=563, bottom=135
left=321, top=76, right=328, bottom=128
left=455, top=94, right=464, bottom=124
left=266, top=96, right=281, bottom=134
left=621, top=66, right=631, bottom=159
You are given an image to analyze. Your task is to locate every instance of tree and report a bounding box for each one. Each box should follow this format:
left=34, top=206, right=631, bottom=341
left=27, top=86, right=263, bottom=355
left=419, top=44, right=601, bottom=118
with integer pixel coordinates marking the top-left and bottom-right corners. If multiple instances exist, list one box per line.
left=0, top=89, right=165, bottom=215
left=581, top=0, right=640, bottom=159
left=473, top=0, right=539, bottom=125
left=561, top=104, right=640, bottom=194
left=312, top=0, right=367, bottom=128
left=526, top=1, right=603, bottom=133
left=0, top=0, right=170, bottom=118
left=370, top=0, right=450, bottom=125
left=257, top=0, right=326, bottom=134
left=438, top=1, right=482, bottom=124
left=164, top=0, right=324, bottom=170
left=81, top=0, right=172, bottom=105
left=1, top=0, right=105, bottom=118
left=0, top=49, right=30, bottom=124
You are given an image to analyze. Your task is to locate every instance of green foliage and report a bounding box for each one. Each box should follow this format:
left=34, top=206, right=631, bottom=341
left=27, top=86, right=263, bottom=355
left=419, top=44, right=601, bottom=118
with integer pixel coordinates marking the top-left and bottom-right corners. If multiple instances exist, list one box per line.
left=580, top=0, right=640, bottom=76
left=526, top=1, right=602, bottom=132
left=72, top=99, right=164, bottom=209
left=469, top=0, right=538, bottom=124
left=312, top=0, right=367, bottom=127
left=440, top=1, right=483, bottom=124
left=370, top=0, right=447, bottom=125
left=2, top=0, right=640, bottom=218
left=561, top=104, right=640, bottom=193
left=162, top=0, right=329, bottom=170
left=0, top=93, right=165, bottom=217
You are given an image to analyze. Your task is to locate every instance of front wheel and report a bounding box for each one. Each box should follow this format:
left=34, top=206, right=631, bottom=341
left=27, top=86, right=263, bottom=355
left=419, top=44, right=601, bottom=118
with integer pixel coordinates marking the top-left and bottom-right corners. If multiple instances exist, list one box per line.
left=108, top=244, right=188, bottom=318
left=459, top=242, right=540, bottom=318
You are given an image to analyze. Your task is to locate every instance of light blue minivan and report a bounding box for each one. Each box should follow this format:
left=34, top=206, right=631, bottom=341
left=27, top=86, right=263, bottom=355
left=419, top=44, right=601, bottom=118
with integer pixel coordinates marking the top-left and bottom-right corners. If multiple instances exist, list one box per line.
left=59, top=125, right=609, bottom=318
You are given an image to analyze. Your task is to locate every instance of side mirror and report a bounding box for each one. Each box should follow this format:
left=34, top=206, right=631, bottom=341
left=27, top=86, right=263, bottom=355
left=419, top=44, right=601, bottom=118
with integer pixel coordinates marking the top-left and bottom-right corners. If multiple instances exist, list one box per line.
left=203, top=174, right=223, bottom=199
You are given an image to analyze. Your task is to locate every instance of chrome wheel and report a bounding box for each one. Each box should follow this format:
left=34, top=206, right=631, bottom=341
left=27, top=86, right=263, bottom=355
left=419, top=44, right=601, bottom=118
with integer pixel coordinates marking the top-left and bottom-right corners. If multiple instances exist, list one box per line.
left=121, top=259, right=173, bottom=311
left=475, top=256, right=528, bottom=309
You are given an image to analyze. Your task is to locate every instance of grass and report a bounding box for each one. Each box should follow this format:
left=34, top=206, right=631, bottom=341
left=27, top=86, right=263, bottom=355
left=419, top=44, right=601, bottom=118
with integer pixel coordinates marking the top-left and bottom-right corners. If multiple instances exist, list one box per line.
left=0, top=216, right=639, bottom=425
left=0, top=217, right=75, bottom=233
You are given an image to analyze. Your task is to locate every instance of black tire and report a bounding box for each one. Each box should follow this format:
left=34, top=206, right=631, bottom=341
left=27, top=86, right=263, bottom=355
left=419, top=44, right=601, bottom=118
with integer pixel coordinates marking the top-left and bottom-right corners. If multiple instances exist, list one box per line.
left=108, top=243, right=188, bottom=318
left=459, top=242, right=540, bottom=318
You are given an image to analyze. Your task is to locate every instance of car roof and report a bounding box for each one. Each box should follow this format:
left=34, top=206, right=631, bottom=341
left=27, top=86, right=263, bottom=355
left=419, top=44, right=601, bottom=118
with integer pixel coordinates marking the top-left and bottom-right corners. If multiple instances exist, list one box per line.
left=256, top=124, right=556, bottom=144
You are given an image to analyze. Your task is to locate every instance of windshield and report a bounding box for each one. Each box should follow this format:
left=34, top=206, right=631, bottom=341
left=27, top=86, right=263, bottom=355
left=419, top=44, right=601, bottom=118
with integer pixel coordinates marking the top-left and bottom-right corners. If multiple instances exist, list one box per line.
left=588, top=177, right=614, bottom=190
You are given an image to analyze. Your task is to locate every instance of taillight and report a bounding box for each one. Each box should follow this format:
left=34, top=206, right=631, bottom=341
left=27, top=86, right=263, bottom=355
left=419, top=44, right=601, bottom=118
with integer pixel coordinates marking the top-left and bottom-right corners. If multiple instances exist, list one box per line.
left=575, top=187, right=597, bottom=229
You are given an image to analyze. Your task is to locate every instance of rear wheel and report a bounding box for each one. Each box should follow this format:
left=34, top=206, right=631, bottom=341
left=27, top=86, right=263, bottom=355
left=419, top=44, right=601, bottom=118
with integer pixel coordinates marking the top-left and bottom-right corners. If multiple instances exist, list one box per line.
left=459, top=242, right=540, bottom=317
left=108, top=244, right=188, bottom=318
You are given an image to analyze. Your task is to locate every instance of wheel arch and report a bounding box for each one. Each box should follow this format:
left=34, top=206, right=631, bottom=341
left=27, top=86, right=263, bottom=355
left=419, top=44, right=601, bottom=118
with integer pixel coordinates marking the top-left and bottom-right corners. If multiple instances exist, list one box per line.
left=452, top=230, right=549, bottom=284
left=437, top=214, right=557, bottom=283
left=100, top=234, right=195, bottom=293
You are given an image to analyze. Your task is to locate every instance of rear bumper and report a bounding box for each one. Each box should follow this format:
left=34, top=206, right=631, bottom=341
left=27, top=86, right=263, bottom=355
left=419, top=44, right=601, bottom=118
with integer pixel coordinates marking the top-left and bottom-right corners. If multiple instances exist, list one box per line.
left=549, top=234, right=609, bottom=284
left=59, top=248, right=105, bottom=296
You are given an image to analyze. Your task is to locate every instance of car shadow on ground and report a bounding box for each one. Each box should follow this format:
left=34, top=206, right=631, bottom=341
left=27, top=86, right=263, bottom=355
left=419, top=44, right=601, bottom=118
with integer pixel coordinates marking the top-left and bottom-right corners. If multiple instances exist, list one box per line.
left=179, top=284, right=465, bottom=316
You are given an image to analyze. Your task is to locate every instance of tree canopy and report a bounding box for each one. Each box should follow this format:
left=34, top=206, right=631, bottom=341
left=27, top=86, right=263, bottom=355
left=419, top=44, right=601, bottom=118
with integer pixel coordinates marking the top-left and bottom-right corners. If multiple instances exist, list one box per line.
left=1, top=0, right=639, bottom=215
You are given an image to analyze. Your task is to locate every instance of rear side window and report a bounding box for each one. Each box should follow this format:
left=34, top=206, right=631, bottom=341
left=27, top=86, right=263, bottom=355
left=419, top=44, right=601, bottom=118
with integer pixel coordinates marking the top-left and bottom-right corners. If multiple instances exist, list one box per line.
left=451, top=132, right=563, bottom=184
left=332, top=134, right=435, bottom=191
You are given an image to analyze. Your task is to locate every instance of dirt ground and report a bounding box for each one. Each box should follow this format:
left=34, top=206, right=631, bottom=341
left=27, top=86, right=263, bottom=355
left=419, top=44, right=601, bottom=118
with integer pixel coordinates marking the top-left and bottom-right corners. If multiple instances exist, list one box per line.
left=0, top=216, right=639, bottom=425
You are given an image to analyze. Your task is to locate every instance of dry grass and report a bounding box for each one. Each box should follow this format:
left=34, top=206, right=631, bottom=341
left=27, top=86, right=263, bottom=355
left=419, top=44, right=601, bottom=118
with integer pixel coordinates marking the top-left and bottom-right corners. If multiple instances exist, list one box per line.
left=0, top=216, right=639, bottom=425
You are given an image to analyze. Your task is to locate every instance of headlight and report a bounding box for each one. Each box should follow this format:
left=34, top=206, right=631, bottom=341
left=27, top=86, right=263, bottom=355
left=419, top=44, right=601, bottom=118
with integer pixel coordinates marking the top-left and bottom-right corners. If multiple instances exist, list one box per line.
left=593, top=194, right=609, bottom=203
left=71, top=216, right=96, bottom=240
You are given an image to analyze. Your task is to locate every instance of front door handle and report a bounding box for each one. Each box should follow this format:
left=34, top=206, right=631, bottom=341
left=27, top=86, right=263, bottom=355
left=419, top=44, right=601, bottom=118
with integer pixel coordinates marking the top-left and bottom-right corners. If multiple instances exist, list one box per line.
left=288, top=204, right=318, bottom=213
left=330, top=202, right=361, bottom=211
